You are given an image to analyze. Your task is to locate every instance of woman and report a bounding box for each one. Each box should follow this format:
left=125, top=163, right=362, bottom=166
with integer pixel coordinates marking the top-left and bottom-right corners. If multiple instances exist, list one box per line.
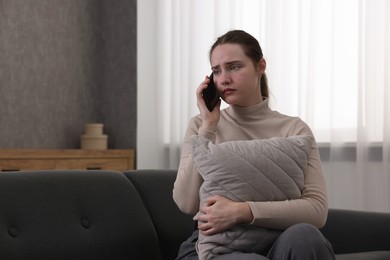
left=173, top=30, right=335, bottom=260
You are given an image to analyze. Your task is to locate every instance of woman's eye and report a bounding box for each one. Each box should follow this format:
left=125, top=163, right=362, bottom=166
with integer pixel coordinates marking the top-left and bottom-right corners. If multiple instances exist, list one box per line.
left=212, top=70, right=220, bottom=75
left=230, top=65, right=240, bottom=71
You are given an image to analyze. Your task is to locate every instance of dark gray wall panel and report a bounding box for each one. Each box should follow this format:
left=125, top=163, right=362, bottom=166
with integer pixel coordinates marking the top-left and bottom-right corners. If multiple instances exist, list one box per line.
left=0, top=0, right=136, bottom=149
left=97, top=0, right=137, bottom=149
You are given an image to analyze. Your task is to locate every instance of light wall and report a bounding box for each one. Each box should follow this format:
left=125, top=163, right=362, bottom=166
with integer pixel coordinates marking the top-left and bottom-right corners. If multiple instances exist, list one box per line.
left=137, top=0, right=165, bottom=169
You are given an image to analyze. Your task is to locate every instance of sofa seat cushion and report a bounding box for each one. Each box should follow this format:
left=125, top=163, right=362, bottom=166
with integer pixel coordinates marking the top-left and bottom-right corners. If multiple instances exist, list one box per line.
left=336, top=251, right=390, bottom=260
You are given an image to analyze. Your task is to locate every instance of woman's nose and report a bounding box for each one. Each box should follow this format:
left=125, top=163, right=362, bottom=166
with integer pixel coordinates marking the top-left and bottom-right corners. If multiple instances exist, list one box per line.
left=219, top=70, right=231, bottom=86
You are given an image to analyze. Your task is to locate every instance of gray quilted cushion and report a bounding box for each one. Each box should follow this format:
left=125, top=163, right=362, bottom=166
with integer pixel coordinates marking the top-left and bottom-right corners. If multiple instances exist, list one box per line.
left=190, top=135, right=312, bottom=259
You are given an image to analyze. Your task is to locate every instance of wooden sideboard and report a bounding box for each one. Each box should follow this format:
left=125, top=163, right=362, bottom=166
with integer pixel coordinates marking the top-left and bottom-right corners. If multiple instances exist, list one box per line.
left=0, top=149, right=135, bottom=172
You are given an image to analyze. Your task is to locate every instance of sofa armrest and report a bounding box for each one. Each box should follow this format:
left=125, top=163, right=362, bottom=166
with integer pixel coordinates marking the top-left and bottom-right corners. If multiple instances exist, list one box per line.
left=320, top=209, right=390, bottom=254
left=124, top=170, right=195, bottom=260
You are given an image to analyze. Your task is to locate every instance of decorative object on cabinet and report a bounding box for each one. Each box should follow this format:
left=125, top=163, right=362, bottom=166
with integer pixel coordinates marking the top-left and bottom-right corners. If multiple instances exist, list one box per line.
left=80, top=123, right=108, bottom=150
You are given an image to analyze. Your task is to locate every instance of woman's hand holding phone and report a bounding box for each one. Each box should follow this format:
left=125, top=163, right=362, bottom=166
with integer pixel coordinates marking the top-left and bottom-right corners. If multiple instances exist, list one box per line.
left=202, top=73, right=219, bottom=111
left=196, top=75, right=221, bottom=131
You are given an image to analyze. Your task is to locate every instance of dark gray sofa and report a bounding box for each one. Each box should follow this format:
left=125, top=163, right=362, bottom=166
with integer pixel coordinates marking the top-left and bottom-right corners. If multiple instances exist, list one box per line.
left=0, top=169, right=389, bottom=259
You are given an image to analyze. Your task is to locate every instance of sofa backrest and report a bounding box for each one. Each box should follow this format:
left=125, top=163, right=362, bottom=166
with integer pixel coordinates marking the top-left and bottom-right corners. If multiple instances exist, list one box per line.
left=320, top=208, right=390, bottom=254
left=124, top=170, right=195, bottom=260
left=0, top=170, right=162, bottom=260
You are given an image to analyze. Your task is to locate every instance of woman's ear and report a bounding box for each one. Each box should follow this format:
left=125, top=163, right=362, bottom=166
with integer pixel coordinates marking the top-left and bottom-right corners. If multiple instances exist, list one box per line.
left=258, top=58, right=266, bottom=74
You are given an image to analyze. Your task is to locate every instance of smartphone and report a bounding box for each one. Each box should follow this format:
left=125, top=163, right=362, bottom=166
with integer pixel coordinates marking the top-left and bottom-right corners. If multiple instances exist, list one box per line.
left=202, top=73, right=219, bottom=111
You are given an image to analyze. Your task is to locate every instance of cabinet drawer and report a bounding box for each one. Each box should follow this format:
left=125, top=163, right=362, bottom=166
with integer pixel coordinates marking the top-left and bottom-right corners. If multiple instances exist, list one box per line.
left=54, top=158, right=129, bottom=171
left=0, top=149, right=135, bottom=171
left=0, top=159, right=55, bottom=171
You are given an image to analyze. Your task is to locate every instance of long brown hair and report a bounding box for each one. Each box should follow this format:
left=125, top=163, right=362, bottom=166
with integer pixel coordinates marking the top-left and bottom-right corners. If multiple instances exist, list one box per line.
left=209, top=30, right=269, bottom=98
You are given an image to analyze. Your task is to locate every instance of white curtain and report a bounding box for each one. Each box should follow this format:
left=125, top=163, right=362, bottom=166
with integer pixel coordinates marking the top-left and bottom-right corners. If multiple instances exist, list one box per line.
left=137, top=0, right=390, bottom=212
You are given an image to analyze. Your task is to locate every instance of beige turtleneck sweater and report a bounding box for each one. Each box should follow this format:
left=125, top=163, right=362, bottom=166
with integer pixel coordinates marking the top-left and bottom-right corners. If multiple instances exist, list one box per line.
left=173, top=99, right=328, bottom=230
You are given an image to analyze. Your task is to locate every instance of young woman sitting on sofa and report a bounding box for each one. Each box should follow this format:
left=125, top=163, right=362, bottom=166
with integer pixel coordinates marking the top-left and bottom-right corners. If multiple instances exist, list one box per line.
left=173, top=29, right=335, bottom=260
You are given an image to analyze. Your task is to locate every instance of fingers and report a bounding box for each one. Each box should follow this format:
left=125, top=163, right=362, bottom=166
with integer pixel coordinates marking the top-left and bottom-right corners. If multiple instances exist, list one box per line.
left=206, top=194, right=223, bottom=205
left=197, top=221, right=220, bottom=236
left=196, top=216, right=214, bottom=235
left=196, top=76, right=210, bottom=109
left=196, top=75, right=210, bottom=97
left=201, top=195, right=222, bottom=213
left=198, top=223, right=214, bottom=235
left=200, top=227, right=217, bottom=236
left=196, top=213, right=212, bottom=233
left=196, top=75, right=221, bottom=131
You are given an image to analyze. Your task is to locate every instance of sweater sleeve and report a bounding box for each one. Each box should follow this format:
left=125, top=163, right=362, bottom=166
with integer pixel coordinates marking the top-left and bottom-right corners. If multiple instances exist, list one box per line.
left=248, top=132, right=328, bottom=229
left=173, top=116, right=215, bottom=215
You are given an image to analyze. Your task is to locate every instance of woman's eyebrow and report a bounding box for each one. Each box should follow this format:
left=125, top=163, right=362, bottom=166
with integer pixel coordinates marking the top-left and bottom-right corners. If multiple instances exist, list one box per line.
left=223, top=60, right=242, bottom=67
left=212, top=60, right=242, bottom=70
left=225, top=60, right=241, bottom=65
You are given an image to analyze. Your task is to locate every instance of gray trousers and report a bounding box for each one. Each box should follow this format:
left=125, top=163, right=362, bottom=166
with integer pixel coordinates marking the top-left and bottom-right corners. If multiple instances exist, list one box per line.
left=176, top=223, right=335, bottom=260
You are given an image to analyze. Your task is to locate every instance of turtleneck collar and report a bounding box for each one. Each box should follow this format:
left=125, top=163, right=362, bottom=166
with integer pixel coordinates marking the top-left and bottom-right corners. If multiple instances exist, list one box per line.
left=224, top=98, right=274, bottom=123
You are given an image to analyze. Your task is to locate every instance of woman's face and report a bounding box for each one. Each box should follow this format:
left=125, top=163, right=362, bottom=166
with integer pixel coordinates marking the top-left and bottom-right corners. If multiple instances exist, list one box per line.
left=210, top=43, right=265, bottom=107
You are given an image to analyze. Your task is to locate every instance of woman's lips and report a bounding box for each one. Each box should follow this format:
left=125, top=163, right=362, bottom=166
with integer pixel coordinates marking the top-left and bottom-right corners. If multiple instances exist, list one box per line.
left=223, top=88, right=236, bottom=95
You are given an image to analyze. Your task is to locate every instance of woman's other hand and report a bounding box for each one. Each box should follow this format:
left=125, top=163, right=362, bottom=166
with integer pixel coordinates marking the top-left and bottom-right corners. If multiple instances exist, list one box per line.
left=196, top=76, right=221, bottom=132
left=195, top=195, right=254, bottom=236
